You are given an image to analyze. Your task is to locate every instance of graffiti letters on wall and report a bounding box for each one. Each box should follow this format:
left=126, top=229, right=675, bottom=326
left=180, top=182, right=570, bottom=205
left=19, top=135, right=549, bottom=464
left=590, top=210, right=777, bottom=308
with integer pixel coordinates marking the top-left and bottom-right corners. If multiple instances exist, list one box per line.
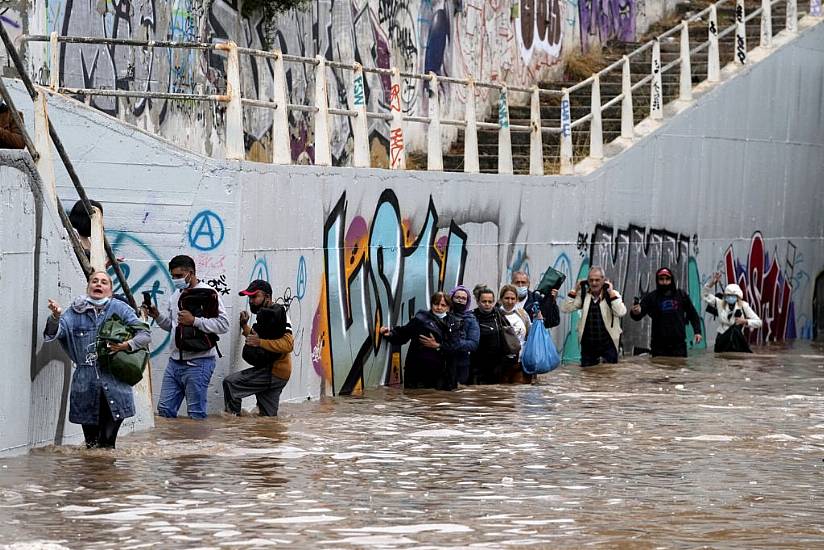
left=312, top=190, right=467, bottom=396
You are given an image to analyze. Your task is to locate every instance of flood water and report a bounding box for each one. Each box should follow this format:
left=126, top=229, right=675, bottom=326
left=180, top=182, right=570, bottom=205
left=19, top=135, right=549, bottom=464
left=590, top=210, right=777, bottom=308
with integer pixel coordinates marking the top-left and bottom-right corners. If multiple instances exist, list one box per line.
left=2, top=343, right=824, bottom=549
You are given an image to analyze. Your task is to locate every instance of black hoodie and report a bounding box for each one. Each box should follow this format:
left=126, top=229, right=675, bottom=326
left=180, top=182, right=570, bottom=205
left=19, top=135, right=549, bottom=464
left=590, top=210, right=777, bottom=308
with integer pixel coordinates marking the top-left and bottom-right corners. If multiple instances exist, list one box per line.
left=630, top=280, right=702, bottom=356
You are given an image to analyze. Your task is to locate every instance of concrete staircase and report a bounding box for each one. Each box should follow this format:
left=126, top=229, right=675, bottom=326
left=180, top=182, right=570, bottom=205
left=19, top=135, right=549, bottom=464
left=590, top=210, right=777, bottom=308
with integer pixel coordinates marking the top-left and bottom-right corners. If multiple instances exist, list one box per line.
left=440, top=0, right=799, bottom=174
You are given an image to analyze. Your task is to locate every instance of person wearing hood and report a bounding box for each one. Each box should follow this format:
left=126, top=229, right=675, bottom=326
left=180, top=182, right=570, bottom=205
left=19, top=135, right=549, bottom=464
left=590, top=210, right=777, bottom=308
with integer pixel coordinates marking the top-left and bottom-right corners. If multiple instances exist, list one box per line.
left=629, top=267, right=703, bottom=357
left=445, top=285, right=480, bottom=385
left=703, top=272, right=762, bottom=352
left=44, top=271, right=152, bottom=448
left=380, top=291, right=455, bottom=390
left=510, top=271, right=560, bottom=328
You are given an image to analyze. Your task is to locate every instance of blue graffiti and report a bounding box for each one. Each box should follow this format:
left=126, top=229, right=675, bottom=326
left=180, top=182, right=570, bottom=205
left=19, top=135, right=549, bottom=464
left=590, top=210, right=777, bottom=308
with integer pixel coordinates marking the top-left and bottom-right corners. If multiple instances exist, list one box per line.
left=106, top=231, right=173, bottom=358
left=296, top=256, right=307, bottom=300
left=250, top=257, right=270, bottom=282
left=323, top=190, right=468, bottom=395
left=188, top=210, right=225, bottom=251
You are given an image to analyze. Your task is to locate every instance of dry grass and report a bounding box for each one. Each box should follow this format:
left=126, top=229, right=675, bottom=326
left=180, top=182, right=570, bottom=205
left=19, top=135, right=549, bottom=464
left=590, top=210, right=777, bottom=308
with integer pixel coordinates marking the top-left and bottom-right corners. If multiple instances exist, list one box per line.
left=563, top=49, right=608, bottom=82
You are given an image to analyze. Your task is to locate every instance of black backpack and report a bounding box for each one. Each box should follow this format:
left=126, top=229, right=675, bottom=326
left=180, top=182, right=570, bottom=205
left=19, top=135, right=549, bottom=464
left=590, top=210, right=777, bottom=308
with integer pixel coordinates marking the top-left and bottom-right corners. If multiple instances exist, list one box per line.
left=242, top=304, right=288, bottom=368
left=175, top=287, right=221, bottom=359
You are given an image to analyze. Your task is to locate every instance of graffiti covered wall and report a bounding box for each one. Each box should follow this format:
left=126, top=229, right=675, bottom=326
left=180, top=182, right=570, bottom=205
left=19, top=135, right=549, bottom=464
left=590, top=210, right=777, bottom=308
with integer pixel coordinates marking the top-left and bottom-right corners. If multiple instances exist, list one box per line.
left=15, top=0, right=677, bottom=165
left=2, top=19, right=823, bottom=454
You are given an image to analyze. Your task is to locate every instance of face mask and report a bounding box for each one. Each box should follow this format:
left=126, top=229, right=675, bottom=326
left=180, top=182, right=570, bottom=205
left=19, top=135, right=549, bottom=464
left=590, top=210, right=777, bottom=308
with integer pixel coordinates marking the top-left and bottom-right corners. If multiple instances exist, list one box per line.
left=433, top=311, right=447, bottom=319
left=452, top=302, right=467, bottom=314
left=172, top=276, right=188, bottom=290
left=516, top=286, right=528, bottom=299
left=87, top=296, right=110, bottom=307
left=724, top=295, right=737, bottom=305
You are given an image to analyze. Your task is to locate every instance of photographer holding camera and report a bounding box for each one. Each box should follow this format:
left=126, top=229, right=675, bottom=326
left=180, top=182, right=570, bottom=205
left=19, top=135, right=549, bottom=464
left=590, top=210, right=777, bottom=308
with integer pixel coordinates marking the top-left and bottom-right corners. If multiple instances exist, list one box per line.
left=629, top=267, right=702, bottom=357
left=702, top=272, right=761, bottom=353
left=561, top=266, right=627, bottom=366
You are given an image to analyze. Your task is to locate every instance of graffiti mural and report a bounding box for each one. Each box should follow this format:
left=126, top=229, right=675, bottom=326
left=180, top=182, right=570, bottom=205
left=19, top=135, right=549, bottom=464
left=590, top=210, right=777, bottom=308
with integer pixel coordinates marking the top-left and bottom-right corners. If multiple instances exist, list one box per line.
left=312, top=189, right=468, bottom=396
left=718, top=232, right=798, bottom=343
left=583, top=224, right=704, bottom=355
left=578, top=0, right=635, bottom=49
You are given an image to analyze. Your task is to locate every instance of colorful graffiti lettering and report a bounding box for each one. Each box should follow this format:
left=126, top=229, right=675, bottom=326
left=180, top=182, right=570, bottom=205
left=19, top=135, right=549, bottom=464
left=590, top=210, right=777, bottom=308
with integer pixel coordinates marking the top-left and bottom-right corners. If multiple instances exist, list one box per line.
left=721, top=232, right=797, bottom=343
left=579, top=0, right=636, bottom=50
left=312, top=190, right=468, bottom=395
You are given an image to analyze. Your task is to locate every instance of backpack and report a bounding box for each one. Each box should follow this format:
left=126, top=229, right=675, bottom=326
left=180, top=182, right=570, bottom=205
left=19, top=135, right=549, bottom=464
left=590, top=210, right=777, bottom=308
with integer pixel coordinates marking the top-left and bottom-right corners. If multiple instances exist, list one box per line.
left=242, top=304, right=288, bottom=368
left=175, top=287, right=221, bottom=359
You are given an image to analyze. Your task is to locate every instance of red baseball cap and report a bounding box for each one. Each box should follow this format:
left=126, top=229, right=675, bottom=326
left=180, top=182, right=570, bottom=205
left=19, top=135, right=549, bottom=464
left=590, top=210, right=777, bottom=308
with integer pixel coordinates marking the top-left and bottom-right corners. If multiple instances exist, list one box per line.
left=239, top=279, right=272, bottom=296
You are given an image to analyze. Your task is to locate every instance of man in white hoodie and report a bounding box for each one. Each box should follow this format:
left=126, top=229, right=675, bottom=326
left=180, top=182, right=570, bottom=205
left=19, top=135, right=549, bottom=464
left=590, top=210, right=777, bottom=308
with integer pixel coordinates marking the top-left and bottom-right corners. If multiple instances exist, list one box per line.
left=561, top=266, right=627, bottom=366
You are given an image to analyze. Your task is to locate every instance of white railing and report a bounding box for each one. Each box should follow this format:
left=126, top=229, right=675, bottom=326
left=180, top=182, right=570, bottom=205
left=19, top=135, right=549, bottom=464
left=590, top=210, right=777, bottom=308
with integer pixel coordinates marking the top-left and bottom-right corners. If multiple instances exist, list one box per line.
left=20, top=0, right=806, bottom=175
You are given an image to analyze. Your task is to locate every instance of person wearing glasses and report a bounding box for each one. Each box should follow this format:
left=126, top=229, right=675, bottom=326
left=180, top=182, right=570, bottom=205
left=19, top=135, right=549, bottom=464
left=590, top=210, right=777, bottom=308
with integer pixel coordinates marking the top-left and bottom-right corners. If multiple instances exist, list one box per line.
left=630, top=267, right=703, bottom=357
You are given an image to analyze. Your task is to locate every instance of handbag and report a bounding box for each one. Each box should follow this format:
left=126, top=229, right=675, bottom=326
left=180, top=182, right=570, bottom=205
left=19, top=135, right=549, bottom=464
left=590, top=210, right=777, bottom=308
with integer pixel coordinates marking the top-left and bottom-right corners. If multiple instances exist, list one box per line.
left=499, top=312, right=522, bottom=356
left=96, top=314, right=150, bottom=386
left=536, top=266, right=567, bottom=296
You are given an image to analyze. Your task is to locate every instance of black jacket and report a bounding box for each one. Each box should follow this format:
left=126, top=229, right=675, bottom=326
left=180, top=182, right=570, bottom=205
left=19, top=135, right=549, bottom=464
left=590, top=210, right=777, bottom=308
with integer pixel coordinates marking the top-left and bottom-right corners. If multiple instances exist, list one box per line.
left=523, top=290, right=560, bottom=328
left=630, top=287, right=701, bottom=356
left=386, top=310, right=453, bottom=390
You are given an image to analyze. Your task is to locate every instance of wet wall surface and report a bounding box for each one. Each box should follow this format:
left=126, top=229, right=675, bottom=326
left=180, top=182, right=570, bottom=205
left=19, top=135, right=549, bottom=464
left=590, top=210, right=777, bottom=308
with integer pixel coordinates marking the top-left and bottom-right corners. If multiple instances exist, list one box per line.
left=1, top=344, right=823, bottom=548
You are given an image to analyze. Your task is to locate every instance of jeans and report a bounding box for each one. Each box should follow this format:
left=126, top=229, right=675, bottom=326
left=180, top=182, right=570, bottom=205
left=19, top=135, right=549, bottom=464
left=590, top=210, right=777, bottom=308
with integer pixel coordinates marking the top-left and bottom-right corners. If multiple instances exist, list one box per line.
left=157, top=357, right=216, bottom=419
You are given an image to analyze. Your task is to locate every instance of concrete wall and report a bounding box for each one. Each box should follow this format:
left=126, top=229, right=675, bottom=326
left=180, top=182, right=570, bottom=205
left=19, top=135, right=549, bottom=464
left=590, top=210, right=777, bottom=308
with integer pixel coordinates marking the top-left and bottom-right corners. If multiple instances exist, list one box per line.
left=7, top=0, right=677, bottom=165
left=1, top=17, right=822, bottom=454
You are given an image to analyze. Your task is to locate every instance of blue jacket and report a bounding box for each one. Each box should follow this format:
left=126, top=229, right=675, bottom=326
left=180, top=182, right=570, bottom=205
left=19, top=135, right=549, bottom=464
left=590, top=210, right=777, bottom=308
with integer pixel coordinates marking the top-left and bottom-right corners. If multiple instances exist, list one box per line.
left=44, top=297, right=151, bottom=425
left=444, top=311, right=480, bottom=385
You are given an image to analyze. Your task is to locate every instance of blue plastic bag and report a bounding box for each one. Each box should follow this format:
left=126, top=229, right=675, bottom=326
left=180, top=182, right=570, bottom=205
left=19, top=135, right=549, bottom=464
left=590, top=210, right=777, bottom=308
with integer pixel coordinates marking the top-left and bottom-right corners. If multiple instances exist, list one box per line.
left=521, top=322, right=561, bottom=375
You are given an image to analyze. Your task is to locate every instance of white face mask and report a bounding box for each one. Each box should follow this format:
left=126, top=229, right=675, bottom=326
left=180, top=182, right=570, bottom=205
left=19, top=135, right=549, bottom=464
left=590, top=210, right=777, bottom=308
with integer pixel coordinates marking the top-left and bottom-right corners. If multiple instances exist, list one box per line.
left=87, top=296, right=110, bottom=307
left=516, top=286, right=528, bottom=299
left=433, top=311, right=447, bottom=319
left=172, top=276, right=188, bottom=290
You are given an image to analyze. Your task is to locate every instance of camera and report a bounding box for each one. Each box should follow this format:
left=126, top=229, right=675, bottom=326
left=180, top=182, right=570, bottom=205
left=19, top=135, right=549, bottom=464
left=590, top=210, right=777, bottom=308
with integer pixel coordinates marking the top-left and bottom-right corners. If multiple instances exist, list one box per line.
left=734, top=310, right=743, bottom=318
left=141, top=291, right=153, bottom=308
left=633, top=296, right=641, bottom=306
left=579, top=280, right=588, bottom=291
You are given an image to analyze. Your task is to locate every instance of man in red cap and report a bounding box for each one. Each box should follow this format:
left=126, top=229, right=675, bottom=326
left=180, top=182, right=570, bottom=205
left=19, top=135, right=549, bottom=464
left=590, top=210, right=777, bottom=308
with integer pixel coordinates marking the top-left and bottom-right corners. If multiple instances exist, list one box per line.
left=630, top=267, right=702, bottom=357
left=222, top=279, right=293, bottom=416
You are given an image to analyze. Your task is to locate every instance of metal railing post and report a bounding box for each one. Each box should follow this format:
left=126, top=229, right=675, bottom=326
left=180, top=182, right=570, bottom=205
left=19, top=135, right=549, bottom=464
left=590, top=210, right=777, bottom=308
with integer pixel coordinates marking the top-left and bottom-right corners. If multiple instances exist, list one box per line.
left=735, top=0, right=748, bottom=65
left=708, top=5, right=721, bottom=82
left=33, top=92, right=58, bottom=210
left=389, top=67, right=406, bottom=170
left=497, top=87, right=513, bottom=175
left=680, top=21, right=693, bottom=101
left=559, top=89, right=573, bottom=175
left=351, top=62, right=370, bottom=168
left=812, top=0, right=822, bottom=17
left=464, top=79, right=479, bottom=174
left=220, top=41, right=245, bottom=160
left=271, top=50, right=291, bottom=165
left=761, top=0, right=773, bottom=48
left=650, top=39, right=663, bottom=120
left=427, top=73, right=443, bottom=171
left=314, top=56, right=332, bottom=166
left=786, top=0, right=798, bottom=33
left=529, top=86, right=544, bottom=176
left=589, top=75, right=603, bottom=160
left=49, top=32, right=59, bottom=91
left=89, top=207, right=106, bottom=272
left=621, top=56, right=634, bottom=138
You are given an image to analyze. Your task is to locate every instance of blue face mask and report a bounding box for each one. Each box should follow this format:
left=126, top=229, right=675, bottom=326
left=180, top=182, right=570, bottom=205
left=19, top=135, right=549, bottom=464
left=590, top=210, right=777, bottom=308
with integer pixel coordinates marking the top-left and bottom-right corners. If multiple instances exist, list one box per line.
left=172, top=276, right=189, bottom=290
left=87, top=296, right=110, bottom=307
left=516, top=286, right=529, bottom=299
left=724, top=295, right=738, bottom=305
left=433, top=311, right=447, bottom=319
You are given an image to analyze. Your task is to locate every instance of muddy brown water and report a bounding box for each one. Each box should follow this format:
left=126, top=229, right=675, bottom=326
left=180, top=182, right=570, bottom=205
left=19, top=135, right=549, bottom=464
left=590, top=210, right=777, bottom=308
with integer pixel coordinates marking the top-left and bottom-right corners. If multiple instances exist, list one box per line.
left=1, top=343, right=823, bottom=549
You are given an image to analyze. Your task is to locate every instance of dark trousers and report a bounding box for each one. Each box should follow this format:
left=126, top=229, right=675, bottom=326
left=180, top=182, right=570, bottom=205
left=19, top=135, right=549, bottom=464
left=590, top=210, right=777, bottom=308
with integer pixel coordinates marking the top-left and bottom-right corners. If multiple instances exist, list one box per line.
left=651, top=342, right=688, bottom=357
left=223, top=365, right=288, bottom=416
left=580, top=343, right=619, bottom=367
left=82, top=390, right=123, bottom=449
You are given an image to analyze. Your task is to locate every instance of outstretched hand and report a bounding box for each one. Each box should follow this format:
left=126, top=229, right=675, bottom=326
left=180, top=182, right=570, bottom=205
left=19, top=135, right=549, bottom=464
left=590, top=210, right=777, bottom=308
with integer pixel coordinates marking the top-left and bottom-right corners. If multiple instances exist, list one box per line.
left=47, top=299, right=62, bottom=318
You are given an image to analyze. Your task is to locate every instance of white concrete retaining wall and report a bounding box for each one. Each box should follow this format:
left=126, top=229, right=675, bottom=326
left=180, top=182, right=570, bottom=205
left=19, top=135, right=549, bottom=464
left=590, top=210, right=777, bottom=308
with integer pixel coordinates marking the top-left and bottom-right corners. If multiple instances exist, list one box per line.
left=1, top=16, right=821, bottom=454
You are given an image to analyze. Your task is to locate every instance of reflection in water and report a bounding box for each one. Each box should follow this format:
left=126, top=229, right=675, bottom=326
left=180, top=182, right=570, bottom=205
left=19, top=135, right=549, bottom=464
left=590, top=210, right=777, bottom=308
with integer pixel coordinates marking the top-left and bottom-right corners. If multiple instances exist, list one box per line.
left=2, top=343, right=824, bottom=547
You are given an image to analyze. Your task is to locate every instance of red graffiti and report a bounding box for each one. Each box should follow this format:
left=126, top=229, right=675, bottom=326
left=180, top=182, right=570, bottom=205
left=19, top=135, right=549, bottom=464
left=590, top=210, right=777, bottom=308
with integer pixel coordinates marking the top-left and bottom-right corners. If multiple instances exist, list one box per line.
left=390, top=84, right=402, bottom=112
left=723, top=232, right=794, bottom=344
left=390, top=127, right=404, bottom=168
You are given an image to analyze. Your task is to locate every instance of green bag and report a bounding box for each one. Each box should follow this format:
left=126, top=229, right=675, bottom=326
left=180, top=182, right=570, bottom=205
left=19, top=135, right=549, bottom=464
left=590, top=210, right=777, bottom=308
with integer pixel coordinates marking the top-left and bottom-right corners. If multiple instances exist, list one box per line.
left=96, top=314, right=150, bottom=386
left=536, top=266, right=567, bottom=296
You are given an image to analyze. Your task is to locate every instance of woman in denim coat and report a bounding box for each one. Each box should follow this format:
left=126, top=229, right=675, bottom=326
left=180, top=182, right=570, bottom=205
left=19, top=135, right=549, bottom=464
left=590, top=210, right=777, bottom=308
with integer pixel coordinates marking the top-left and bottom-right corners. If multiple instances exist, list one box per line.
left=44, top=271, right=151, bottom=448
